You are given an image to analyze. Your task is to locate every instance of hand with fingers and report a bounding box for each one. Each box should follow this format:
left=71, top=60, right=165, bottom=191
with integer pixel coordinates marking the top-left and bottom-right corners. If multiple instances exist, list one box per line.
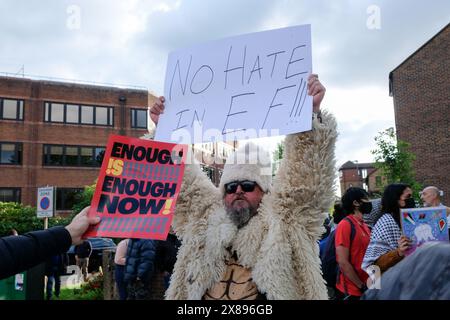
left=65, top=206, right=101, bottom=245
left=397, top=235, right=412, bottom=257
left=149, top=96, right=166, bottom=126
left=307, top=73, right=326, bottom=113
left=151, top=75, right=324, bottom=125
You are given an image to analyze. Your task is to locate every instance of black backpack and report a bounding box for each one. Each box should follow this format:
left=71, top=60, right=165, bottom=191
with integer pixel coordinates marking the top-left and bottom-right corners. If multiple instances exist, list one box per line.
left=320, top=217, right=356, bottom=288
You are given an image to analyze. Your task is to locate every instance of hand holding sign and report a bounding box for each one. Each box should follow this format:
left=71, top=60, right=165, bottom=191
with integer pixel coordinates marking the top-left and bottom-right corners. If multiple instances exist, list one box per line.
left=65, top=206, right=100, bottom=245
left=155, top=24, right=320, bottom=144
left=84, top=135, right=187, bottom=241
left=397, top=235, right=412, bottom=257
left=150, top=96, right=166, bottom=126
left=151, top=73, right=326, bottom=129
left=307, top=74, right=325, bottom=113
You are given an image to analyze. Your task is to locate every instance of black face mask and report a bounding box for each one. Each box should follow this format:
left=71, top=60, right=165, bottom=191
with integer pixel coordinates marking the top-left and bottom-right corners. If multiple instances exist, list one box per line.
left=358, top=201, right=373, bottom=214
left=402, top=197, right=416, bottom=209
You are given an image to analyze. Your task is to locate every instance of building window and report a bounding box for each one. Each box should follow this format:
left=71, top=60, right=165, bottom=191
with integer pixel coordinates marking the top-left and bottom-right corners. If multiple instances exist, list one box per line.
left=56, top=188, right=83, bottom=210
left=95, top=106, right=109, bottom=125
left=66, top=104, right=79, bottom=123
left=94, top=148, right=105, bottom=166
left=43, top=145, right=105, bottom=167
left=81, top=105, right=94, bottom=124
left=65, top=147, right=79, bottom=166
left=1, top=98, right=24, bottom=120
left=375, top=176, right=382, bottom=187
left=44, top=102, right=114, bottom=126
left=131, top=109, right=147, bottom=129
left=0, top=142, right=22, bottom=165
left=361, top=169, right=368, bottom=179
left=0, top=188, right=21, bottom=203
left=48, top=145, right=63, bottom=165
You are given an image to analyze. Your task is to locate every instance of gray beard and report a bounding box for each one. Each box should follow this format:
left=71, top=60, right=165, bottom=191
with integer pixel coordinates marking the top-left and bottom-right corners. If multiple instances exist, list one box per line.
left=225, top=206, right=257, bottom=229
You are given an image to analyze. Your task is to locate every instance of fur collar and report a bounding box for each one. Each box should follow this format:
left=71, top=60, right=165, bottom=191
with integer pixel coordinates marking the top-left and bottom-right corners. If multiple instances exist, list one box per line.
left=206, top=205, right=267, bottom=269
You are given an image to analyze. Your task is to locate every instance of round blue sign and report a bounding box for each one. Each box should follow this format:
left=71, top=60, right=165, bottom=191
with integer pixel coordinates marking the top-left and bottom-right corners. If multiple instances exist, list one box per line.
left=40, top=197, right=50, bottom=210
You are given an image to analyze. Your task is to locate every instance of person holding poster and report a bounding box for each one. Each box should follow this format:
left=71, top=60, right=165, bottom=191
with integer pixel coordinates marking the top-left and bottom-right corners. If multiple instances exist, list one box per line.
left=362, top=183, right=414, bottom=273
left=148, top=74, right=337, bottom=300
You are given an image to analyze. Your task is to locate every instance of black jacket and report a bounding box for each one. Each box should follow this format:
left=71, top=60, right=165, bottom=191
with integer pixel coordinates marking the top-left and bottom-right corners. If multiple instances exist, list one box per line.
left=155, top=233, right=181, bottom=274
left=45, top=253, right=69, bottom=276
left=0, top=227, right=72, bottom=280
left=124, top=239, right=158, bottom=284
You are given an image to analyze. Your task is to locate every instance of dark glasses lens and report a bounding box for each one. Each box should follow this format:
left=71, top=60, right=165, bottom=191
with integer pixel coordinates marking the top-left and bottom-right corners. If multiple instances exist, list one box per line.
left=225, top=182, right=238, bottom=194
left=240, top=181, right=257, bottom=192
left=225, top=181, right=257, bottom=194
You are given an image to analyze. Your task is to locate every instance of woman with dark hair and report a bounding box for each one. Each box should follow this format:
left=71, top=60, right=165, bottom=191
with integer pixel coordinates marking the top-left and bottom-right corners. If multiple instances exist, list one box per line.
left=362, top=183, right=414, bottom=273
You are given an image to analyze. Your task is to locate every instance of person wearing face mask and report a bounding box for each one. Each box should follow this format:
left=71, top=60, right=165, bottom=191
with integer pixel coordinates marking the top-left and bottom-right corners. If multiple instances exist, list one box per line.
left=362, top=183, right=414, bottom=274
left=334, top=187, right=372, bottom=300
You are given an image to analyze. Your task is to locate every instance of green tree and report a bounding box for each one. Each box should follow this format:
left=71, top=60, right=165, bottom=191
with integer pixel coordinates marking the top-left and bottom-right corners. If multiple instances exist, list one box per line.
left=273, top=142, right=284, bottom=162
left=72, top=181, right=97, bottom=214
left=272, top=141, right=284, bottom=176
left=371, top=127, right=422, bottom=199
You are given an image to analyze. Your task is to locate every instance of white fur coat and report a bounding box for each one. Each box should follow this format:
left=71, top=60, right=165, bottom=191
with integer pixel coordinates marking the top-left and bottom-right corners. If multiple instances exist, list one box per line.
left=165, top=112, right=337, bottom=300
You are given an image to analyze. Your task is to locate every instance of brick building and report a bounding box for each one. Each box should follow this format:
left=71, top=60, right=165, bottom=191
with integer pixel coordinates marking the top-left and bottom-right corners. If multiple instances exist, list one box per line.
left=339, top=161, right=386, bottom=197
left=0, top=75, right=156, bottom=210
left=389, top=23, right=449, bottom=205
left=0, top=75, right=235, bottom=212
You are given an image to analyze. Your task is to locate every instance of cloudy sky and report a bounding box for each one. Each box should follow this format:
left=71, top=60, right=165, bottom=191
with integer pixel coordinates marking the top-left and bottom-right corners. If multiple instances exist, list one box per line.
left=1, top=0, right=449, bottom=191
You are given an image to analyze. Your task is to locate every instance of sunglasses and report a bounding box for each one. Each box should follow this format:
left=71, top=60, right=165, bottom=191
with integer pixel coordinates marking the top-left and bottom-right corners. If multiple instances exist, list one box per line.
left=224, top=180, right=257, bottom=194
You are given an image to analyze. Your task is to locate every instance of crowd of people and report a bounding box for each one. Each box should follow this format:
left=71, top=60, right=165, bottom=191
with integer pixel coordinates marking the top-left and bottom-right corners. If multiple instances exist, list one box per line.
left=0, top=73, right=449, bottom=300
left=320, top=184, right=450, bottom=300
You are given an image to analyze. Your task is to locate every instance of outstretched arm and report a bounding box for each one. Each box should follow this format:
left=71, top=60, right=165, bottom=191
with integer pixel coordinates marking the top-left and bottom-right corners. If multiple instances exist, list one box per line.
left=272, top=75, right=337, bottom=241
left=0, top=207, right=99, bottom=280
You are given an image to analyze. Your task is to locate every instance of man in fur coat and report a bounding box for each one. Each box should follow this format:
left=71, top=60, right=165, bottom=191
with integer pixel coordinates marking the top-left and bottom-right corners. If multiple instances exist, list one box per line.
left=148, top=74, right=337, bottom=300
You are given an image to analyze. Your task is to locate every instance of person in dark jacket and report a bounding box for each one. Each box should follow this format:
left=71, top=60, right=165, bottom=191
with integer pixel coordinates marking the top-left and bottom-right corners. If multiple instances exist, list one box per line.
left=45, top=253, right=69, bottom=300
left=124, top=239, right=158, bottom=300
left=0, top=206, right=100, bottom=280
left=155, top=231, right=181, bottom=290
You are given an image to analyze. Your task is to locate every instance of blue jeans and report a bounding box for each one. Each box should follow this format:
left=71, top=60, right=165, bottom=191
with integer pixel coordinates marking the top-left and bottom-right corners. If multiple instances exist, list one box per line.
left=46, top=271, right=61, bottom=300
left=115, top=265, right=127, bottom=300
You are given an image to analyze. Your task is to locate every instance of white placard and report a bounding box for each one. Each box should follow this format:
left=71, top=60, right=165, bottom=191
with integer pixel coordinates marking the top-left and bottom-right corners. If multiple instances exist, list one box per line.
left=37, top=186, right=54, bottom=218
left=155, top=24, right=313, bottom=144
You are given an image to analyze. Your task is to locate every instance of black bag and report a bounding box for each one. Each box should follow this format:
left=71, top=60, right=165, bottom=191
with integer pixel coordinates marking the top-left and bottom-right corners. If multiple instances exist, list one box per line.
left=320, top=217, right=356, bottom=288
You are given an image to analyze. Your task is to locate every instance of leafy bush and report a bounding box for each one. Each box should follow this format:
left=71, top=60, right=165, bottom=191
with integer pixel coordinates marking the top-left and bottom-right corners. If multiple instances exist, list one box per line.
left=72, top=181, right=97, bottom=214
left=0, top=202, right=74, bottom=237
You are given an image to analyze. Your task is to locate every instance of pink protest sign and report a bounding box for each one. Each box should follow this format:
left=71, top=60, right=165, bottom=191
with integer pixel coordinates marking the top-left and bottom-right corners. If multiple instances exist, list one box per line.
left=84, top=135, right=187, bottom=240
